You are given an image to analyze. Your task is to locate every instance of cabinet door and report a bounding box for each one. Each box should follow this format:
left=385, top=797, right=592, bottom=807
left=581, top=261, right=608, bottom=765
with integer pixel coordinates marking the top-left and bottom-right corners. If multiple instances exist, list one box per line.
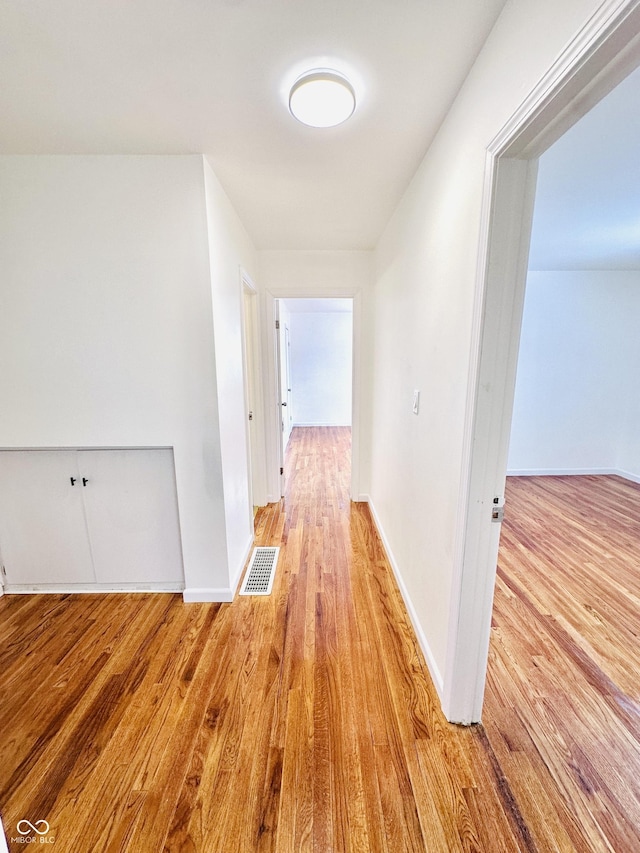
left=79, top=449, right=184, bottom=585
left=0, top=451, right=96, bottom=585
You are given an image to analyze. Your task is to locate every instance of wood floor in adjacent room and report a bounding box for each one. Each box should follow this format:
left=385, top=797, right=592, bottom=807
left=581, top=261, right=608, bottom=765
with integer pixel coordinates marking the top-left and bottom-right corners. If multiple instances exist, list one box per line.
left=485, top=473, right=640, bottom=852
left=1, top=429, right=639, bottom=851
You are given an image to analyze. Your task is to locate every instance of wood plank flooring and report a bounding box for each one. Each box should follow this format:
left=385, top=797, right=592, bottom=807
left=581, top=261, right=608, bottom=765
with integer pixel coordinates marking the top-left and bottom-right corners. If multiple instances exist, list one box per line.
left=1, top=432, right=639, bottom=851
left=485, top=474, right=640, bottom=853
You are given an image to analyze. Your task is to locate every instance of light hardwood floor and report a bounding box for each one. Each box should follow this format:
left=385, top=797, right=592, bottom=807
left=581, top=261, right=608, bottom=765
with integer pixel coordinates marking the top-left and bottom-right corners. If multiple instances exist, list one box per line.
left=485, top=473, right=640, bottom=852
left=0, top=430, right=639, bottom=851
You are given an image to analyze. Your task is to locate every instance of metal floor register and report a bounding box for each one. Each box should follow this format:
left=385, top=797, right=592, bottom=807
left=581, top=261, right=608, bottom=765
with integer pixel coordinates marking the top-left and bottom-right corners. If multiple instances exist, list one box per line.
left=239, top=547, right=280, bottom=596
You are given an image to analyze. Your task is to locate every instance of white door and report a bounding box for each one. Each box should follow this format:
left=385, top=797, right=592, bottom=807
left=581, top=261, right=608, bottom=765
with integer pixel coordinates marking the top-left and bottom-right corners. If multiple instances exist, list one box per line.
left=242, top=286, right=259, bottom=513
left=79, top=449, right=184, bottom=585
left=0, top=451, right=95, bottom=585
left=275, top=303, right=285, bottom=497
left=242, top=288, right=255, bottom=512
left=282, top=323, right=293, bottom=449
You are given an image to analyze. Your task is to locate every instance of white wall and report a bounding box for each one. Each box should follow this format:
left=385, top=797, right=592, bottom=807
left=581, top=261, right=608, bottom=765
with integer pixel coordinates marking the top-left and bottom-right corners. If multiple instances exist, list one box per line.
left=508, top=270, right=640, bottom=480
left=368, top=0, right=610, bottom=695
left=286, top=306, right=353, bottom=426
left=203, top=157, right=258, bottom=593
left=0, top=154, right=256, bottom=599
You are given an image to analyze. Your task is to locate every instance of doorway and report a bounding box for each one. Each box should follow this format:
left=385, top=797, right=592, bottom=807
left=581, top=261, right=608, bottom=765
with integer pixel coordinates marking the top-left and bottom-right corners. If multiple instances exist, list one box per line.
left=474, top=59, right=640, bottom=849
left=275, top=298, right=354, bottom=496
left=263, top=289, right=362, bottom=503
left=507, top=64, right=640, bottom=479
left=444, top=5, right=640, bottom=724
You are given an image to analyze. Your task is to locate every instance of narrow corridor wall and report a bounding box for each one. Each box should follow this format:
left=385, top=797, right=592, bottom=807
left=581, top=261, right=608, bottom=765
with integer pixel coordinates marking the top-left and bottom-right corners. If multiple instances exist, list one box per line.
left=368, top=0, right=616, bottom=697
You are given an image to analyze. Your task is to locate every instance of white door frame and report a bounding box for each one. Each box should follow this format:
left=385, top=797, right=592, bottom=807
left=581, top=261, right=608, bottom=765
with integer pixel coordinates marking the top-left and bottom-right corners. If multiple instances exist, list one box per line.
left=240, top=268, right=268, bottom=509
left=273, top=299, right=285, bottom=497
left=275, top=309, right=294, bottom=493
left=261, top=288, right=362, bottom=502
left=444, top=0, right=640, bottom=724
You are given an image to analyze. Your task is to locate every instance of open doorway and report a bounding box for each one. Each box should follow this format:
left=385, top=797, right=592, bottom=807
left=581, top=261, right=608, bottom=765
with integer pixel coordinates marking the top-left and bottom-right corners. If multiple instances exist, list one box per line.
left=445, top=5, right=640, bottom=725
left=477, top=62, right=640, bottom=850
left=507, top=64, right=640, bottom=481
left=275, top=298, right=354, bottom=496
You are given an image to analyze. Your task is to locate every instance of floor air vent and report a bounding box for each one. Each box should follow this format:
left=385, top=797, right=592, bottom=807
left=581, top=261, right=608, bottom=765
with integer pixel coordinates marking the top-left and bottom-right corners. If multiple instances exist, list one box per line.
left=239, top=547, right=280, bottom=596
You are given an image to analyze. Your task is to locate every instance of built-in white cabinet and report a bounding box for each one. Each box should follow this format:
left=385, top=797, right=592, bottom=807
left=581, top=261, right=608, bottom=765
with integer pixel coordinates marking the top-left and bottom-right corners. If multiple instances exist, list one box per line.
left=0, top=448, right=184, bottom=591
left=0, top=451, right=94, bottom=586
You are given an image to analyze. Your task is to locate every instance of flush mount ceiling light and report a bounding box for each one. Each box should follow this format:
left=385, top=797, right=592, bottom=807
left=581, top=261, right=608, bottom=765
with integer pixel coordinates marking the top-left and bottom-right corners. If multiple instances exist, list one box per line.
left=289, top=69, right=356, bottom=128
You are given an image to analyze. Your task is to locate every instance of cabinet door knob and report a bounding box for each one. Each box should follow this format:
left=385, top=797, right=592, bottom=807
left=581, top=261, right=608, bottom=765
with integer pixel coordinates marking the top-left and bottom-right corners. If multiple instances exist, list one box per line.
left=82, top=477, right=89, bottom=487
left=70, top=477, right=76, bottom=486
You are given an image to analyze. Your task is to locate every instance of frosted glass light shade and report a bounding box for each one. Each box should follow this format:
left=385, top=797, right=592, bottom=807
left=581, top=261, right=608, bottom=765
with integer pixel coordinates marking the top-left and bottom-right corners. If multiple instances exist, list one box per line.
left=289, top=70, right=356, bottom=128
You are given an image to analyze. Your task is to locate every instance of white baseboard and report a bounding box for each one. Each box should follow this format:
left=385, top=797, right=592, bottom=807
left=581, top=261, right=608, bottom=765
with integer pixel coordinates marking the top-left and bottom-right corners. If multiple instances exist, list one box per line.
left=292, top=422, right=352, bottom=427
left=230, top=535, right=256, bottom=597
left=182, top=587, right=234, bottom=603
left=184, top=534, right=260, bottom=604
left=4, top=583, right=184, bottom=594
left=366, top=497, right=445, bottom=700
left=617, top=468, right=640, bottom=485
left=507, top=466, right=640, bottom=484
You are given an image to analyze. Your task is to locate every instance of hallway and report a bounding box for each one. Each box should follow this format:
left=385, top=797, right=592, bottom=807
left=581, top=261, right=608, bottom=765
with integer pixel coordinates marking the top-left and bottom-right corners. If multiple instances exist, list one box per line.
left=5, top=430, right=639, bottom=849
left=0, top=426, right=522, bottom=852
left=232, top=426, right=525, bottom=851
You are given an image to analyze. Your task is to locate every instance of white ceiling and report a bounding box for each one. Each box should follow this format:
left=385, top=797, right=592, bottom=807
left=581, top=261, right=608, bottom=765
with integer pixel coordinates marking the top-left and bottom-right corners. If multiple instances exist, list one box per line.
left=0, top=0, right=507, bottom=250
left=529, top=63, right=640, bottom=271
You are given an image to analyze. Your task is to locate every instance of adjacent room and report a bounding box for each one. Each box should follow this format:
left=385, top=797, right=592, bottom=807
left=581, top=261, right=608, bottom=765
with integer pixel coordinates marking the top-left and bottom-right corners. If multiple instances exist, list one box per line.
left=277, top=298, right=353, bottom=481
left=484, top=62, right=640, bottom=850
